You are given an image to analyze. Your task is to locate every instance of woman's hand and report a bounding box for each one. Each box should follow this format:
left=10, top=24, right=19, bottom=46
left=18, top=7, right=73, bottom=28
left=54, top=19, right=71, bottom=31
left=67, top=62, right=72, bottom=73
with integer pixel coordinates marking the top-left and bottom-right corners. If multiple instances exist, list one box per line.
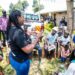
left=37, top=32, right=43, bottom=39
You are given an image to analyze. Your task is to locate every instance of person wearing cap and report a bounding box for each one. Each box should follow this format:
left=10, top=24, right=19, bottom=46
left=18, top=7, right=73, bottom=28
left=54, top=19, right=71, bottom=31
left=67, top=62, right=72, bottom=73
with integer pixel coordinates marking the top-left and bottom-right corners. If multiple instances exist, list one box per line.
left=47, top=27, right=58, bottom=45
left=46, top=27, right=58, bottom=58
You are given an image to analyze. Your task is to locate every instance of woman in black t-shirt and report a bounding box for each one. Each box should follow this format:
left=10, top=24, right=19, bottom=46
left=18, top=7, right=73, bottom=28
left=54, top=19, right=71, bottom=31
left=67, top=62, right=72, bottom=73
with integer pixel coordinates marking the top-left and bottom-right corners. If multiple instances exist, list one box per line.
left=7, top=10, right=42, bottom=75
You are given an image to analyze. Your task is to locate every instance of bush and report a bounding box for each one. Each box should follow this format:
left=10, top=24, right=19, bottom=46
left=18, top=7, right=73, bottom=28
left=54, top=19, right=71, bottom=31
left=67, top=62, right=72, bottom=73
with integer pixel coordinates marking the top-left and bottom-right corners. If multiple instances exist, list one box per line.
left=44, top=22, right=54, bottom=32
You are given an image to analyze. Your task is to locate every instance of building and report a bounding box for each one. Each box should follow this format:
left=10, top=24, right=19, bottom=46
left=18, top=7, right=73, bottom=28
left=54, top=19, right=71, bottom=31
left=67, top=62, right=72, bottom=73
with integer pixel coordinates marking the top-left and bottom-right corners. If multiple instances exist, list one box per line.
left=36, top=0, right=68, bottom=26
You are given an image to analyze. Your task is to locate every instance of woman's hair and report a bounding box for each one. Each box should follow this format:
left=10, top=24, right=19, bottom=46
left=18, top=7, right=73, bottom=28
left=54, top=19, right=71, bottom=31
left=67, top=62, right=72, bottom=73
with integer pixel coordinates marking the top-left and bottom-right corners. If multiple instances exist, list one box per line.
left=70, top=50, right=75, bottom=62
left=6, top=10, right=22, bottom=39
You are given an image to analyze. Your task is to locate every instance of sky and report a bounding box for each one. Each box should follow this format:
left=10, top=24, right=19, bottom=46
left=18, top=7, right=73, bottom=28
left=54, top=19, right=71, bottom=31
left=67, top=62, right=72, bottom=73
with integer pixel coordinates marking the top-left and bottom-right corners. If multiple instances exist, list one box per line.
left=0, top=0, right=67, bottom=13
left=0, top=0, right=18, bottom=11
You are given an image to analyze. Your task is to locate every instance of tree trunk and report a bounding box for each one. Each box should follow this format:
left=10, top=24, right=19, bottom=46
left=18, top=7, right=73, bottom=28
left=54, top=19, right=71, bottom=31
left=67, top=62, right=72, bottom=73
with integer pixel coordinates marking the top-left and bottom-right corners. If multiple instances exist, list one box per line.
left=66, top=0, right=73, bottom=34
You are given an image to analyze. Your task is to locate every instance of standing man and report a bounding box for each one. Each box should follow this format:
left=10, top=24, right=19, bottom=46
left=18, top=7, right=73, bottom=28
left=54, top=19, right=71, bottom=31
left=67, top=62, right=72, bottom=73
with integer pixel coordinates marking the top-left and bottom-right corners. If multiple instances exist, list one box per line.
left=60, top=17, right=67, bottom=27
left=0, top=10, right=8, bottom=46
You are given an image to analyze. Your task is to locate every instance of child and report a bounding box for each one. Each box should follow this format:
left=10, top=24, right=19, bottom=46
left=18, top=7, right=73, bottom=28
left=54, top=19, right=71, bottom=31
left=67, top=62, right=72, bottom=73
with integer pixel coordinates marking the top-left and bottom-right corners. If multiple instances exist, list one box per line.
left=60, top=45, right=70, bottom=62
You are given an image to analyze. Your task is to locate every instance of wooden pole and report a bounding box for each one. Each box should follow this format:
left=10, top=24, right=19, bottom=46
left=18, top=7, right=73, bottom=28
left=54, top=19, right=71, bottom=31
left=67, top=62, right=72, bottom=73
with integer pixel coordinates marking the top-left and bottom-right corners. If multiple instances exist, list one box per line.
left=66, top=0, right=73, bottom=35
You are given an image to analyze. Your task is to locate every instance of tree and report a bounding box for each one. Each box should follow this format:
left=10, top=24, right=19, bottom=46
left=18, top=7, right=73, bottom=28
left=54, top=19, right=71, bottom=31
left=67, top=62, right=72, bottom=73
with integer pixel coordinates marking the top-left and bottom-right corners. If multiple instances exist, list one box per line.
left=9, top=3, right=14, bottom=13
left=0, top=6, right=2, bottom=16
left=32, top=0, right=44, bottom=12
left=22, top=0, right=29, bottom=11
left=14, top=0, right=23, bottom=10
left=9, top=0, right=29, bottom=12
left=66, top=0, right=73, bottom=34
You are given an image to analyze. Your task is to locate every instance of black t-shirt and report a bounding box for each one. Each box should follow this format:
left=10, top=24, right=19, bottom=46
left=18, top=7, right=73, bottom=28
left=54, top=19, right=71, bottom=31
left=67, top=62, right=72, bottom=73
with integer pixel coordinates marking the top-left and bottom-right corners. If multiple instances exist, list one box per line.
left=8, top=26, right=31, bottom=60
left=60, top=20, right=67, bottom=26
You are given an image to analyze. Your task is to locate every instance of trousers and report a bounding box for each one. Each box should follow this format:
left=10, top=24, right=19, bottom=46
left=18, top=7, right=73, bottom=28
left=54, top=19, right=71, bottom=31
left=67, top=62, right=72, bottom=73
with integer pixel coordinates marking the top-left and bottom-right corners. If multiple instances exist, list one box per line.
left=9, top=53, right=30, bottom=75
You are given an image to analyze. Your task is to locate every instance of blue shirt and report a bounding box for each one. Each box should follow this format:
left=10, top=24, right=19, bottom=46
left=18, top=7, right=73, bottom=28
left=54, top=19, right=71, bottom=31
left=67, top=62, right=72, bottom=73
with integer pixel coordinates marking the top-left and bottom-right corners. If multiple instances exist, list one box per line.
left=47, top=33, right=58, bottom=44
left=73, top=35, right=75, bottom=43
left=71, top=60, right=75, bottom=63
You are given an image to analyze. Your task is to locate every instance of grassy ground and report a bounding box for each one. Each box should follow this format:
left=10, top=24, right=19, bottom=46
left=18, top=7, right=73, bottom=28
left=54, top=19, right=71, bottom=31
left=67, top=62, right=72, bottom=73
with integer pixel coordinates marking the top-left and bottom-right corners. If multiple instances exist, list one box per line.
left=0, top=47, right=68, bottom=75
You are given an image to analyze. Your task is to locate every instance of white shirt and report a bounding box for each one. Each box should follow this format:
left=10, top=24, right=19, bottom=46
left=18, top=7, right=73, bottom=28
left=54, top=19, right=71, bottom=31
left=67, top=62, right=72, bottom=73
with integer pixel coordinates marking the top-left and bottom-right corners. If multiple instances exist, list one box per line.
left=47, top=33, right=58, bottom=45
left=61, top=36, right=70, bottom=45
left=64, top=63, right=75, bottom=75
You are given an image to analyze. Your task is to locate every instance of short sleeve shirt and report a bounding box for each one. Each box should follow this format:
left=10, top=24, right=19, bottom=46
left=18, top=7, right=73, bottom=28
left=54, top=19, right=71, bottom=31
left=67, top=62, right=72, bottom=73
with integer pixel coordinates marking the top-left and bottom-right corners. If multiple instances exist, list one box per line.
left=47, top=33, right=58, bottom=45
left=8, top=26, right=31, bottom=59
left=60, top=36, right=70, bottom=45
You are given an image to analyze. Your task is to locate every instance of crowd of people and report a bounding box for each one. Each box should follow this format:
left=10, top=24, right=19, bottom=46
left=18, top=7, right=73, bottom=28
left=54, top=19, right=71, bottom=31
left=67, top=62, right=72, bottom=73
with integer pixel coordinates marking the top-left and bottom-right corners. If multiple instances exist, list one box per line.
left=0, top=9, right=75, bottom=75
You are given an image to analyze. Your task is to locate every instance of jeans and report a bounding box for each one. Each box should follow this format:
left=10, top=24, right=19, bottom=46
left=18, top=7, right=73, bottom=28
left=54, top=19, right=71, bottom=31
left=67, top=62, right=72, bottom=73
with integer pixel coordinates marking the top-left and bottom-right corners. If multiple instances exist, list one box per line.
left=9, top=53, right=30, bottom=75
left=61, top=57, right=66, bottom=62
left=34, top=44, right=42, bottom=57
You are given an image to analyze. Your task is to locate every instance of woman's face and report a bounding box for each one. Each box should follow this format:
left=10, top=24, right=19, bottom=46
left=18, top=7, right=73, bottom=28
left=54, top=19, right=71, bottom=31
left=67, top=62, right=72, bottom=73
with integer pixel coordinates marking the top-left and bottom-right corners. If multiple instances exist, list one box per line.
left=18, top=15, right=25, bottom=25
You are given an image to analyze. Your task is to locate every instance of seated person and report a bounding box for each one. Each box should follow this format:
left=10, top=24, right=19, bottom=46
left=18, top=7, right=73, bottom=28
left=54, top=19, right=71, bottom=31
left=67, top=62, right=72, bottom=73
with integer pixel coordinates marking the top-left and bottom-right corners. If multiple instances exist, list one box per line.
left=60, top=30, right=70, bottom=46
left=60, top=45, right=70, bottom=62
left=46, top=27, right=58, bottom=58
left=58, top=30, right=70, bottom=58
left=57, top=27, right=63, bottom=58
left=64, top=50, right=75, bottom=75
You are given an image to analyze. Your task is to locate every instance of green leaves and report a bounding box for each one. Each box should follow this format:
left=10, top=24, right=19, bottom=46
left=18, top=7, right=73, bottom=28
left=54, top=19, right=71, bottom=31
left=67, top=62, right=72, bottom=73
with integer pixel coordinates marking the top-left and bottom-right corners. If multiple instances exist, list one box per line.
left=32, top=0, right=44, bottom=12
left=0, top=6, right=2, bottom=16
left=9, top=0, right=29, bottom=12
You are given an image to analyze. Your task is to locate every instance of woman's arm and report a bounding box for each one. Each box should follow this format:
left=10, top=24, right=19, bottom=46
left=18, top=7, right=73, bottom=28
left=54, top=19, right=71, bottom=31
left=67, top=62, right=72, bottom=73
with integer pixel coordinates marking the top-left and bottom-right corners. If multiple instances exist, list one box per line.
left=15, top=29, right=42, bottom=54
left=26, top=30, right=37, bottom=35
left=21, top=37, right=39, bottom=54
